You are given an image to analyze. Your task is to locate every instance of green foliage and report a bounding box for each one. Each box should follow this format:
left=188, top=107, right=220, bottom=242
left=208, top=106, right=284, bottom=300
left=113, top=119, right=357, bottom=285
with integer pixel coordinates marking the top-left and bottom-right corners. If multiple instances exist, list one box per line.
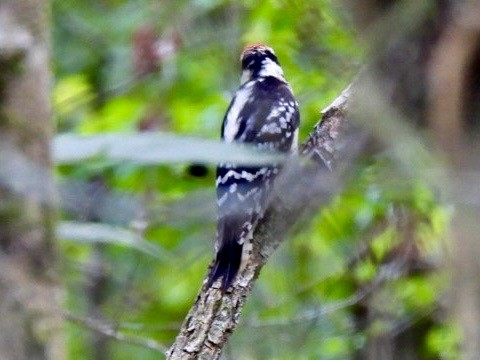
left=427, top=323, right=462, bottom=359
left=51, top=0, right=452, bottom=358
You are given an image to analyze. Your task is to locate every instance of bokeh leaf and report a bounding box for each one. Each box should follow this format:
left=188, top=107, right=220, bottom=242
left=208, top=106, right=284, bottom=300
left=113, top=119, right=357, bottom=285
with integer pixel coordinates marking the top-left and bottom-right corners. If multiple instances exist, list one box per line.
left=57, top=221, right=167, bottom=260
left=53, top=133, right=286, bottom=165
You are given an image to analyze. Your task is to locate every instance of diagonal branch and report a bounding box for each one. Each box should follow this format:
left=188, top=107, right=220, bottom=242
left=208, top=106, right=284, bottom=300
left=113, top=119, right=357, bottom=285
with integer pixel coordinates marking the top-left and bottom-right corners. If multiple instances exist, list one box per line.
left=166, top=84, right=356, bottom=360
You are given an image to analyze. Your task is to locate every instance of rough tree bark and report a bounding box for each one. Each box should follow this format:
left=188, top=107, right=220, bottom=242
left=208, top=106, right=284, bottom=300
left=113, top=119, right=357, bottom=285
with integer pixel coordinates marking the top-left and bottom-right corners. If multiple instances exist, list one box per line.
left=166, top=86, right=357, bottom=359
left=0, top=1, right=64, bottom=359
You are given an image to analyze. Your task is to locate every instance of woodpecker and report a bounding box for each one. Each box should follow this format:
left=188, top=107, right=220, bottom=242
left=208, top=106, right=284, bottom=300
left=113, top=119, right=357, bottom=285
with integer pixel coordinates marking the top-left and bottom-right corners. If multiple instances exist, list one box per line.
left=208, top=44, right=300, bottom=291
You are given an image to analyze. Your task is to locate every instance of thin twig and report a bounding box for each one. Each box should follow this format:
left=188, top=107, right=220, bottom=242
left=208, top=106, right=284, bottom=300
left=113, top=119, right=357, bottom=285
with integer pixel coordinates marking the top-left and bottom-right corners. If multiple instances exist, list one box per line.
left=64, top=311, right=168, bottom=354
left=245, top=252, right=413, bottom=329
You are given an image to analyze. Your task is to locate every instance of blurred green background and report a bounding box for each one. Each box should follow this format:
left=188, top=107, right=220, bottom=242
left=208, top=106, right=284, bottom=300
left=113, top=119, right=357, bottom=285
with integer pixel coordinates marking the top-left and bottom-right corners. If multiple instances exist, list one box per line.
left=52, top=0, right=453, bottom=358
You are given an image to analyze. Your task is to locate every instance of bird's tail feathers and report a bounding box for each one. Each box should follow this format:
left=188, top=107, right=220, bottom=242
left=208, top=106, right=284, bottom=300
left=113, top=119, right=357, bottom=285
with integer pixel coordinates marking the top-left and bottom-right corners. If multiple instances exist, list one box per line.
left=207, top=236, right=243, bottom=292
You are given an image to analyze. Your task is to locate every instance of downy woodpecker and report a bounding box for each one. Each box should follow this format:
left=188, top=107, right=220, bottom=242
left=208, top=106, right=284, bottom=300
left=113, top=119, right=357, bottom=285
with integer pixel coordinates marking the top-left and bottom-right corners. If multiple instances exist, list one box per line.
left=208, top=44, right=300, bottom=290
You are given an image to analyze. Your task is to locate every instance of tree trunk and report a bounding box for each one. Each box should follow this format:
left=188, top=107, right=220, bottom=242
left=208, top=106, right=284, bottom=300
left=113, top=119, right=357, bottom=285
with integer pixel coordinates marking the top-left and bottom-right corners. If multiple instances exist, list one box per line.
left=0, top=0, right=64, bottom=359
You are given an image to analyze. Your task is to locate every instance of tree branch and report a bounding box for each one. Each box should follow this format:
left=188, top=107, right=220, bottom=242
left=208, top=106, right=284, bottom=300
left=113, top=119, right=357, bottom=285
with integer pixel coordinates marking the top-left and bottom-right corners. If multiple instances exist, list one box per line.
left=166, top=84, right=356, bottom=359
left=64, top=312, right=167, bottom=354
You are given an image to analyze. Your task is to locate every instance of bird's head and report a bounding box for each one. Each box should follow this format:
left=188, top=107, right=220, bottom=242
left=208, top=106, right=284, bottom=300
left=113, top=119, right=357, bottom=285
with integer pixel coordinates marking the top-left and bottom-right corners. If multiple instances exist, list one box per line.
left=240, top=43, right=285, bottom=84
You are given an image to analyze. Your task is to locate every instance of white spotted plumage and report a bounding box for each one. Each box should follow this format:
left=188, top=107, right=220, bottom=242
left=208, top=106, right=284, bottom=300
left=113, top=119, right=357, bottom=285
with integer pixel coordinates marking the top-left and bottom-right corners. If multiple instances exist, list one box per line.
left=208, top=44, right=300, bottom=290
